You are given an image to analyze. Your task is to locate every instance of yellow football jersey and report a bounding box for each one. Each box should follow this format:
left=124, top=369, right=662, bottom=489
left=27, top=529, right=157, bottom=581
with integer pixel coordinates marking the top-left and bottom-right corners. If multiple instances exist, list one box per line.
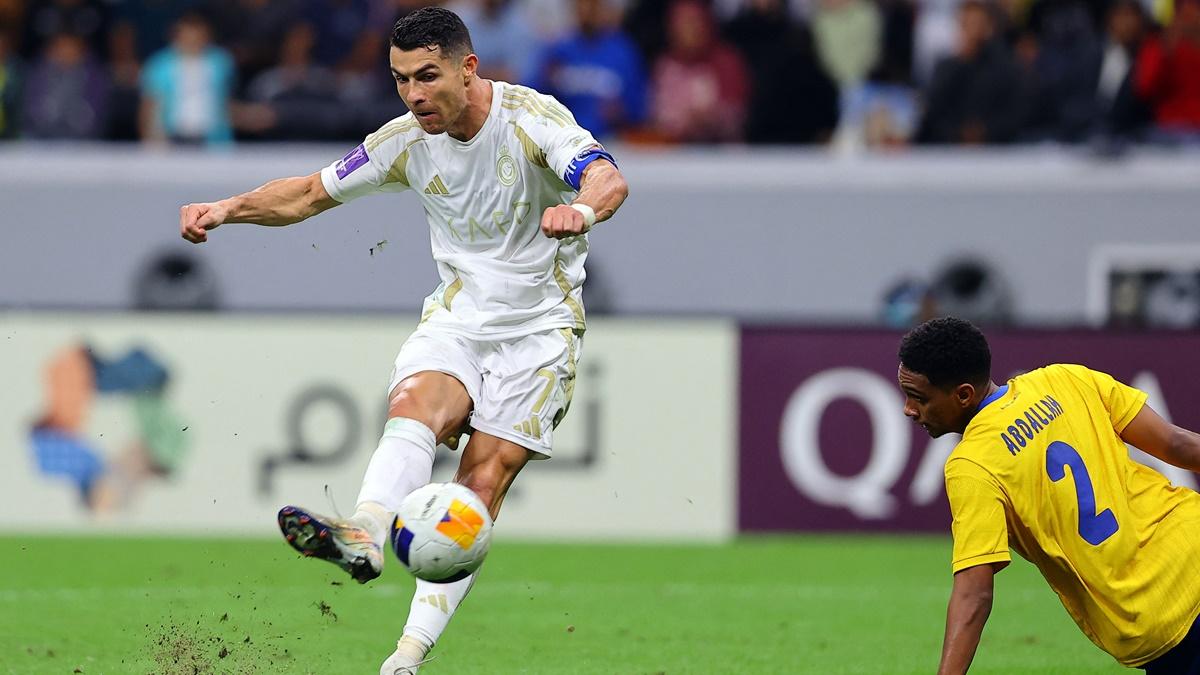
left=945, top=363, right=1200, bottom=666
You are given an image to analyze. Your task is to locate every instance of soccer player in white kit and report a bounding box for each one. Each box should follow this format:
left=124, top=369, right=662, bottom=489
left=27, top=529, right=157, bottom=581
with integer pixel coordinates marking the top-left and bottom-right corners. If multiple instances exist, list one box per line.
left=178, top=8, right=629, bottom=673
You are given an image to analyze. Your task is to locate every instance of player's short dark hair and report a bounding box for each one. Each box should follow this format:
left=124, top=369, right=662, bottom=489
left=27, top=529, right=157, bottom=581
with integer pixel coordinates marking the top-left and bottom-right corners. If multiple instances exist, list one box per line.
left=899, top=317, right=992, bottom=389
left=391, top=7, right=473, bottom=59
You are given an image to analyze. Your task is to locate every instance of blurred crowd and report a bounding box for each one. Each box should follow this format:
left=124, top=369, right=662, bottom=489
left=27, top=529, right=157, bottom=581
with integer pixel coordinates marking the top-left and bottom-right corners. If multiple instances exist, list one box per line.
left=0, top=0, right=1197, bottom=147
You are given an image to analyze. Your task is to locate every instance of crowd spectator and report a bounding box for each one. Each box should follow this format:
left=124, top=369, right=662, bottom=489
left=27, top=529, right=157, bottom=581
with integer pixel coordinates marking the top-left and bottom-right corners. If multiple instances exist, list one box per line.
left=202, top=0, right=299, bottom=84
left=1135, top=0, right=1200, bottom=138
left=237, top=21, right=339, bottom=140
left=0, top=0, right=23, bottom=34
left=330, top=29, right=405, bottom=137
left=109, top=0, right=197, bottom=62
left=622, top=0, right=672, bottom=67
left=530, top=0, right=646, bottom=139
left=21, top=0, right=109, bottom=61
left=724, top=0, right=840, bottom=144
left=520, top=0, right=574, bottom=40
left=447, top=0, right=540, bottom=83
left=304, top=0, right=372, bottom=67
left=874, top=0, right=917, bottom=83
left=1018, top=0, right=1104, bottom=142
left=1095, top=0, right=1151, bottom=136
left=812, top=0, right=883, bottom=89
left=650, top=0, right=748, bottom=143
left=21, top=32, right=108, bottom=139
left=917, top=0, right=1025, bottom=144
left=105, top=4, right=146, bottom=141
left=140, top=13, right=234, bottom=145
left=913, top=0, right=964, bottom=85
left=0, top=0, right=1196, bottom=147
left=0, top=29, right=20, bottom=138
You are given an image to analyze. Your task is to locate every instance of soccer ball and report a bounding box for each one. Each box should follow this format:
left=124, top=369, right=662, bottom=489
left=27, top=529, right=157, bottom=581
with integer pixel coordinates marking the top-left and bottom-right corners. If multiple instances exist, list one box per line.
left=391, top=482, right=494, bottom=583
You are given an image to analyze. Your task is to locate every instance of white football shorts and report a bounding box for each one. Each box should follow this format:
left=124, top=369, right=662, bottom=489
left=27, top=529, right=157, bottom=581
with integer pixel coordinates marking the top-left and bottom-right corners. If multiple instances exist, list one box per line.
left=387, top=324, right=583, bottom=458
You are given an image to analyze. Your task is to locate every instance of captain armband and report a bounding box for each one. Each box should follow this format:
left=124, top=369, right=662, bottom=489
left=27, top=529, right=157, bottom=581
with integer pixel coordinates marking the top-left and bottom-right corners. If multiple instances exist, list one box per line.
left=563, top=146, right=617, bottom=191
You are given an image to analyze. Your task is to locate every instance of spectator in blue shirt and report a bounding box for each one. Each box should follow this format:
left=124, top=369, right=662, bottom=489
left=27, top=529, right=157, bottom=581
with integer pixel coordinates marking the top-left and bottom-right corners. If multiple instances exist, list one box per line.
left=530, top=0, right=647, bottom=138
left=140, top=13, right=235, bottom=145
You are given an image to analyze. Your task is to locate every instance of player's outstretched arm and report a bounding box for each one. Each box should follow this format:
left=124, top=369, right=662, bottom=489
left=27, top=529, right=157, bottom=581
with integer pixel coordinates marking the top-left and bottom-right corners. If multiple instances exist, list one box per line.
left=541, top=160, right=628, bottom=240
left=937, top=564, right=997, bottom=675
left=1120, top=405, right=1200, bottom=472
left=180, top=172, right=340, bottom=244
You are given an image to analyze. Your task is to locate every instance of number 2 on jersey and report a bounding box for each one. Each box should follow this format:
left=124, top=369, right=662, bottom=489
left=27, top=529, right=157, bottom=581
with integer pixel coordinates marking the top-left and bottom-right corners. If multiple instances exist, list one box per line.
left=1046, top=441, right=1119, bottom=545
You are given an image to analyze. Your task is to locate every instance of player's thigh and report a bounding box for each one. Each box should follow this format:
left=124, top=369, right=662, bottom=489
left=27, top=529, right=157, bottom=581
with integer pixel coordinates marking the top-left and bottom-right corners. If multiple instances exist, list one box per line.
left=469, top=327, right=582, bottom=459
left=454, top=430, right=536, bottom=519
left=387, top=327, right=482, bottom=443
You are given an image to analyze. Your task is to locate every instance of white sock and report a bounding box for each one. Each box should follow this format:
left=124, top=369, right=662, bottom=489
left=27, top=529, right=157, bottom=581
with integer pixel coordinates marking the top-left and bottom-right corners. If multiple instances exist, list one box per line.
left=402, top=574, right=477, bottom=651
left=352, top=418, right=436, bottom=547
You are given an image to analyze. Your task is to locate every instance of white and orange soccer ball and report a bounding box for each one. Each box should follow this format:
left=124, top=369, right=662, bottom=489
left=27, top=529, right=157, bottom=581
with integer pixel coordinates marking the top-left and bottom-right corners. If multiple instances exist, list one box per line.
left=391, top=482, right=494, bottom=583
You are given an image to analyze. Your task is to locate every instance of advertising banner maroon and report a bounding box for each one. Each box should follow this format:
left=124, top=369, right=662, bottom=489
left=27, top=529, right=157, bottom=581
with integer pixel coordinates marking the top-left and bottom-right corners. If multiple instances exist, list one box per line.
left=739, top=329, right=1200, bottom=532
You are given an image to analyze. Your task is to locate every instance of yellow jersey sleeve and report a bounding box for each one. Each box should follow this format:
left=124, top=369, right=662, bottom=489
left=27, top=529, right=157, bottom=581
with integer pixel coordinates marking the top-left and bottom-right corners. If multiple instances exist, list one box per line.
left=1059, top=364, right=1148, bottom=433
left=945, top=457, right=1011, bottom=573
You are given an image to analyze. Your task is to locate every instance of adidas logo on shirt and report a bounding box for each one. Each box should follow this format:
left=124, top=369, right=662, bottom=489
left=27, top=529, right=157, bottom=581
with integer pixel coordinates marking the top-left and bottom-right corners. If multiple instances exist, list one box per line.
left=423, top=175, right=450, bottom=196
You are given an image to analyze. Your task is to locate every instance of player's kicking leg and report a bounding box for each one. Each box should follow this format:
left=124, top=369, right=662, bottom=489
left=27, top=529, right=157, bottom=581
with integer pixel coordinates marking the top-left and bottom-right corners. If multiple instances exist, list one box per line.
left=278, top=371, right=472, bottom=582
left=380, top=432, right=534, bottom=675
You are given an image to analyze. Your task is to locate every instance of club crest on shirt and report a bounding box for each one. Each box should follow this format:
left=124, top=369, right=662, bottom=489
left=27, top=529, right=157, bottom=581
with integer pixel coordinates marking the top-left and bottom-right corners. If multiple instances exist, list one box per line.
left=496, top=145, right=518, bottom=187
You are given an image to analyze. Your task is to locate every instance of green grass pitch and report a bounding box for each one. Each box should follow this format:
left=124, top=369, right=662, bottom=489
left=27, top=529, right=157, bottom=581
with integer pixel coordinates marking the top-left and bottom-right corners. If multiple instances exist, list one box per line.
left=0, top=535, right=1124, bottom=674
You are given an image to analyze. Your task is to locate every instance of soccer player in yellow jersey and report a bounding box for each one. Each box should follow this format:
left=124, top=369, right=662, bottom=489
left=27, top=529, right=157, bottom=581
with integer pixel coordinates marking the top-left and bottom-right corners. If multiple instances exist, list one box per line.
left=897, top=317, right=1200, bottom=675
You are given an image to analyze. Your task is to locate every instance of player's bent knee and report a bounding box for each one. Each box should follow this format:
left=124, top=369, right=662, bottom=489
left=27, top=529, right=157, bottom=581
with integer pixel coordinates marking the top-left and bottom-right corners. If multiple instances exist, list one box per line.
left=386, top=381, right=469, bottom=443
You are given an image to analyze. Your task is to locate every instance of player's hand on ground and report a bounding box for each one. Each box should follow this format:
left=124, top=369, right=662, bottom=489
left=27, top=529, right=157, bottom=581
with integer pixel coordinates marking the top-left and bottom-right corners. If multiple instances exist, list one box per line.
left=540, top=204, right=589, bottom=240
left=180, top=202, right=227, bottom=244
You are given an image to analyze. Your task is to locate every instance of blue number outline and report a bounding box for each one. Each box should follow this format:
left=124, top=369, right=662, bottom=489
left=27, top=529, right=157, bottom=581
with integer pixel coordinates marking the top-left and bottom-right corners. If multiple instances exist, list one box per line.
left=1045, top=441, right=1119, bottom=546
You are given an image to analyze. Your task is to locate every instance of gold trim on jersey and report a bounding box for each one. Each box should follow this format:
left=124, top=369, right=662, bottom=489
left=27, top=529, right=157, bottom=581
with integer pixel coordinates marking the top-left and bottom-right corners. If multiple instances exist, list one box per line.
left=510, top=123, right=548, bottom=168
left=556, top=327, right=578, bottom=423
left=381, top=137, right=427, bottom=188
left=366, top=116, right=421, bottom=152
left=553, top=256, right=585, bottom=331
left=501, top=89, right=574, bottom=128
left=443, top=276, right=463, bottom=310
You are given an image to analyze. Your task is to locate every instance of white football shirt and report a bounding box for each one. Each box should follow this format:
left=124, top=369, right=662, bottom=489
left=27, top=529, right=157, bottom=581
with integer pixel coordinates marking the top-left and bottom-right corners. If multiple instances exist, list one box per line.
left=320, top=81, right=603, bottom=339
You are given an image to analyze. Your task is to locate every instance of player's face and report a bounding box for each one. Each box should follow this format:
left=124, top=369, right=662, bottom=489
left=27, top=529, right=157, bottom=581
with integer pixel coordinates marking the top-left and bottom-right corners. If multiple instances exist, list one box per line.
left=897, top=365, right=974, bottom=437
left=389, top=46, right=475, bottom=135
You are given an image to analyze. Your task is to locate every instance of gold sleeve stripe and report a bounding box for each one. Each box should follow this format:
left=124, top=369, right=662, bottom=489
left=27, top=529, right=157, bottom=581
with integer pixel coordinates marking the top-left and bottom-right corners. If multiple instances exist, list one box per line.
left=541, top=96, right=576, bottom=125
left=522, top=94, right=573, bottom=127
left=502, top=92, right=573, bottom=128
left=368, top=114, right=418, bottom=140
left=366, top=116, right=421, bottom=152
left=505, top=85, right=575, bottom=122
left=511, top=123, right=548, bottom=168
left=502, top=100, right=568, bottom=128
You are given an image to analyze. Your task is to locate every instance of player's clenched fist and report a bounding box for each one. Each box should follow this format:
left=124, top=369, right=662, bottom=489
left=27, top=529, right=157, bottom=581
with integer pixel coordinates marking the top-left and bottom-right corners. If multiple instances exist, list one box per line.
left=540, top=204, right=593, bottom=240
left=179, top=202, right=227, bottom=244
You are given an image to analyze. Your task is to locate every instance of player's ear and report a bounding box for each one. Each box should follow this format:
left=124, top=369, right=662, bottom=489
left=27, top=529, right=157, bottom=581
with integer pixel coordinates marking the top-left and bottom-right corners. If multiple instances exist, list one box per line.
left=461, top=53, right=478, bottom=83
left=955, top=382, right=976, bottom=409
